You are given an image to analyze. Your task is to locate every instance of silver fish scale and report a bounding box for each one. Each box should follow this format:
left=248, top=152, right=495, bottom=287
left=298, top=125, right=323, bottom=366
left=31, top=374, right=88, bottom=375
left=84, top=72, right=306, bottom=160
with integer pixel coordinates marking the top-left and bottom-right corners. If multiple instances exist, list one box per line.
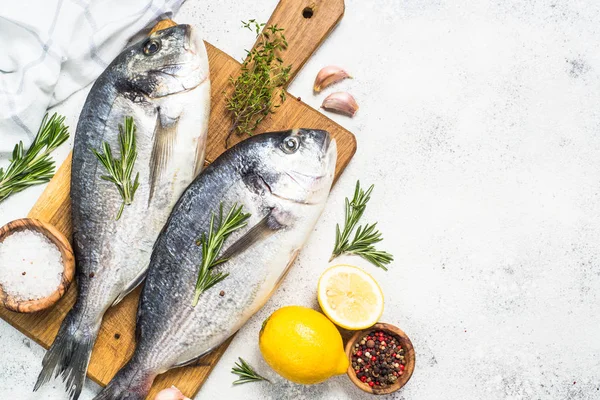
left=36, top=24, right=211, bottom=400
left=134, top=140, right=332, bottom=372
left=72, top=85, right=177, bottom=312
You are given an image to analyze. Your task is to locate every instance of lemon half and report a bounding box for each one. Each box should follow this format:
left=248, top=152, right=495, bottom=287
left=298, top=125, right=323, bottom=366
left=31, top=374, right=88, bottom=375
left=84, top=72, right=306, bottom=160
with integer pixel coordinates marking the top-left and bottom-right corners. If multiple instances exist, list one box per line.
left=318, top=264, right=384, bottom=330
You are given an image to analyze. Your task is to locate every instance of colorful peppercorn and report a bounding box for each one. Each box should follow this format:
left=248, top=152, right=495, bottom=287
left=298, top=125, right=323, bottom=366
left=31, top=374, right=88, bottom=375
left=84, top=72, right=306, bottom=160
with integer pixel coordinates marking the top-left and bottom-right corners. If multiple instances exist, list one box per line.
left=351, top=330, right=405, bottom=389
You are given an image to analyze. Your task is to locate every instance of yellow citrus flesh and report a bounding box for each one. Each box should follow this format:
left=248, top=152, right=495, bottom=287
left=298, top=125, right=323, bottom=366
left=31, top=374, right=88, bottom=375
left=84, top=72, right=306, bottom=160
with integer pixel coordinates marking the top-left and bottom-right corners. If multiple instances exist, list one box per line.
left=318, top=264, right=384, bottom=330
left=259, top=306, right=349, bottom=384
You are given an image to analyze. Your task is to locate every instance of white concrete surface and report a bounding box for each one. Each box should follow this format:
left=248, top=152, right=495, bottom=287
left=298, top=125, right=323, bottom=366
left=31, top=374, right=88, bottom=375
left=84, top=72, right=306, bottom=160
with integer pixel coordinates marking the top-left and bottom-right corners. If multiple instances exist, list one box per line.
left=1, top=0, right=600, bottom=399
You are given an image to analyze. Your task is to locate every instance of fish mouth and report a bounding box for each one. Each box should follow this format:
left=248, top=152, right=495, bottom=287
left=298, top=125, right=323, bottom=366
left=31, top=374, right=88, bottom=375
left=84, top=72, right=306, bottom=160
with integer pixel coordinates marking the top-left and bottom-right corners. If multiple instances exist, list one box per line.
left=319, top=131, right=336, bottom=170
left=257, top=174, right=319, bottom=206
left=183, top=25, right=195, bottom=54
left=148, top=25, right=207, bottom=93
left=144, top=72, right=208, bottom=98
left=183, top=24, right=199, bottom=55
left=325, top=138, right=337, bottom=166
left=147, top=61, right=208, bottom=97
left=286, top=170, right=327, bottom=184
left=154, top=63, right=204, bottom=80
left=321, top=133, right=332, bottom=152
left=285, top=135, right=336, bottom=190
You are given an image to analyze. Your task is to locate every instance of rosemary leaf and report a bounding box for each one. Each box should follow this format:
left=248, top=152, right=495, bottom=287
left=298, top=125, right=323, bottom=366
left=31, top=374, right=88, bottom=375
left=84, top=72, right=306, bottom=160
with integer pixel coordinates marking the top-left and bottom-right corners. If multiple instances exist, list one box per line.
left=330, top=181, right=393, bottom=270
left=225, top=20, right=292, bottom=147
left=343, top=223, right=393, bottom=271
left=91, top=116, right=140, bottom=220
left=0, top=113, right=69, bottom=203
left=231, top=357, right=270, bottom=385
left=192, top=203, right=251, bottom=306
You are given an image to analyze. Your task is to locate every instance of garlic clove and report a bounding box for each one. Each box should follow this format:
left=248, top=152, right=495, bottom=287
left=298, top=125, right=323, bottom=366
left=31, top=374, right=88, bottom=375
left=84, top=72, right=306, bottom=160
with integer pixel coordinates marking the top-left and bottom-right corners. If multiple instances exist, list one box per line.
left=321, top=92, right=359, bottom=117
left=154, top=386, right=191, bottom=400
left=313, top=66, right=352, bottom=93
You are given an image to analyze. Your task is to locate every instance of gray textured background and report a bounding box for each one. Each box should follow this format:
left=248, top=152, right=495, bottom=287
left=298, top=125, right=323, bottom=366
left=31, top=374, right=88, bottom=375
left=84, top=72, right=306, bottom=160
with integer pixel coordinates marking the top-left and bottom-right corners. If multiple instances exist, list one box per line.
left=1, top=0, right=599, bottom=399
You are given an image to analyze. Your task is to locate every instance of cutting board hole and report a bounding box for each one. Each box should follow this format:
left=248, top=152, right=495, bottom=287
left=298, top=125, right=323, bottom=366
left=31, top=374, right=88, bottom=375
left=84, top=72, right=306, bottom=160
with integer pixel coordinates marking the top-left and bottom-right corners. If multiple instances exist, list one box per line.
left=302, top=7, right=314, bottom=18
left=114, top=333, right=121, bottom=340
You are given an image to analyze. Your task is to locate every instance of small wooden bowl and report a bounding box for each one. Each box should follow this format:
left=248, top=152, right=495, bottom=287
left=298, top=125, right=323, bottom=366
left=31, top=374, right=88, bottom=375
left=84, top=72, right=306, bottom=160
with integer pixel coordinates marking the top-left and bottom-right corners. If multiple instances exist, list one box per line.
left=345, top=322, right=415, bottom=395
left=0, top=218, right=75, bottom=313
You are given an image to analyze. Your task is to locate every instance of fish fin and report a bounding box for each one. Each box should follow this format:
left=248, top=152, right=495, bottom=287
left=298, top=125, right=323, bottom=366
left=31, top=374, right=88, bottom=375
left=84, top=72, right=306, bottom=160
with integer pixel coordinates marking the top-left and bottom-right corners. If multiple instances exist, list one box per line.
left=193, top=135, right=207, bottom=176
left=34, top=307, right=99, bottom=400
left=111, top=269, right=147, bottom=307
left=135, top=284, right=147, bottom=344
left=219, top=211, right=283, bottom=261
left=93, top=360, right=156, bottom=400
left=172, top=351, right=212, bottom=368
left=276, top=248, right=300, bottom=288
left=148, top=113, right=179, bottom=204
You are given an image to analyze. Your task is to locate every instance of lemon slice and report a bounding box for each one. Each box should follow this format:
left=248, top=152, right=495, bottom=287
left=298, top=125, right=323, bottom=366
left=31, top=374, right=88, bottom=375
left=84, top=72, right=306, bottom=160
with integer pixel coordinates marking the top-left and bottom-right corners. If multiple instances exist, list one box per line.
left=317, top=264, right=384, bottom=330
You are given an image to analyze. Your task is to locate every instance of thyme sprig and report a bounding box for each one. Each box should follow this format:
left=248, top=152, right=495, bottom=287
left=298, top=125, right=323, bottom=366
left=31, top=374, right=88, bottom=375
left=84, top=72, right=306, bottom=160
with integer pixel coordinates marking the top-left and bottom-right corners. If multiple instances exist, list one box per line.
left=91, top=116, right=140, bottom=220
left=225, top=20, right=292, bottom=147
left=231, top=357, right=270, bottom=385
left=193, top=203, right=251, bottom=306
left=330, top=181, right=394, bottom=270
left=0, top=113, right=69, bottom=203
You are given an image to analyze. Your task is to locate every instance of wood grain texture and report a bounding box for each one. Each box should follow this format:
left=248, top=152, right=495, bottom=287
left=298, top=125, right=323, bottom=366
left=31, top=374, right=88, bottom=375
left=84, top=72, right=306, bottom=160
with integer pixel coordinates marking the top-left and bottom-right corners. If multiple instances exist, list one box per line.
left=261, top=0, right=345, bottom=86
left=0, top=2, right=353, bottom=398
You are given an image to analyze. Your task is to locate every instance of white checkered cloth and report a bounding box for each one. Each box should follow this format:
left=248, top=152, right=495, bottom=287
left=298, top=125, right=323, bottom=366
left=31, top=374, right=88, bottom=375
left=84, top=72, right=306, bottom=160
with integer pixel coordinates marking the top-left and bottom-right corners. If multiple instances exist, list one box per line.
left=0, top=0, right=185, bottom=163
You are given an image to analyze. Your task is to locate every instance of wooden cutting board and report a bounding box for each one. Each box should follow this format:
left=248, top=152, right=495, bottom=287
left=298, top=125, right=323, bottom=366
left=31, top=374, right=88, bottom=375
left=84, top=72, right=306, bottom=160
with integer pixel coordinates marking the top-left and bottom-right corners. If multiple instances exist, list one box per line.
left=0, top=0, right=355, bottom=398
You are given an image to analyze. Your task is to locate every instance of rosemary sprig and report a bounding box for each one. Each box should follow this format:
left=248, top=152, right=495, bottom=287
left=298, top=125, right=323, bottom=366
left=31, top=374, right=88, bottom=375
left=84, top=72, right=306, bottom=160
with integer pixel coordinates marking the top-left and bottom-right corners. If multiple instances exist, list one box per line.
left=193, top=203, right=251, bottom=306
left=332, top=181, right=373, bottom=255
left=342, top=223, right=394, bottom=270
left=91, top=116, right=140, bottom=220
left=231, top=357, right=270, bottom=385
left=0, top=113, right=69, bottom=203
left=330, top=181, right=393, bottom=270
left=225, top=20, right=292, bottom=147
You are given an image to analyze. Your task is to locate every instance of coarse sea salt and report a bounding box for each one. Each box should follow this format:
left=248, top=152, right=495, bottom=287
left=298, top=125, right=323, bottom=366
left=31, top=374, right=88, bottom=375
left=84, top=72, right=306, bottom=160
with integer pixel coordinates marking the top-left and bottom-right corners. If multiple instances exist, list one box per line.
left=0, top=230, right=63, bottom=301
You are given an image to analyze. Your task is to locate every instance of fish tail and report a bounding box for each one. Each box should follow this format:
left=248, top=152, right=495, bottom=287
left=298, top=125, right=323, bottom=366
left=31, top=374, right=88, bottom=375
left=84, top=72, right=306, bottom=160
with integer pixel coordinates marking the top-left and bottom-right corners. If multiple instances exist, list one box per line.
left=34, top=307, right=99, bottom=400
left=93, top=359, right=156, bottom=400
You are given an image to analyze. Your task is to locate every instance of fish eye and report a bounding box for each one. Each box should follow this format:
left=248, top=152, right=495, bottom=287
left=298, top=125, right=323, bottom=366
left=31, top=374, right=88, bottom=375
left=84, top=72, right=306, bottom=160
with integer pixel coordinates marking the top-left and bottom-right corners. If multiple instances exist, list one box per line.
left=143, top=39, right=161, bottom=56
left=282, top=137, right=300, bottom=154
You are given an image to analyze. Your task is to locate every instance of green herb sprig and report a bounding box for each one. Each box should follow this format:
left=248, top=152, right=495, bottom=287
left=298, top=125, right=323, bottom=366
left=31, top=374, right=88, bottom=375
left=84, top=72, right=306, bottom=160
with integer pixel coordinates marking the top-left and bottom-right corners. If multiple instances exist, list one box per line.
left=0, top=113, right=69, bottom=203
left=225, top=20, right=292, bottom=147
left=193, top=203, right=251, bottom=306
left=231, top=357, right=270, bottom=385
left=91, top=116, right=140, bottom=220
left=330, top=181, right=393, bottom=270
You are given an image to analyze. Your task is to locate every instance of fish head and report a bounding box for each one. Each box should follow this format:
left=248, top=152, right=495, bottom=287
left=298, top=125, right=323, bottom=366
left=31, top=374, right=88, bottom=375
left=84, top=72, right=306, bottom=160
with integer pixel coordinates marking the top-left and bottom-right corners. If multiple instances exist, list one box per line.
left=243, top=129, right=337, bottom=205
left=124, top=24, right=209, bottom=98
